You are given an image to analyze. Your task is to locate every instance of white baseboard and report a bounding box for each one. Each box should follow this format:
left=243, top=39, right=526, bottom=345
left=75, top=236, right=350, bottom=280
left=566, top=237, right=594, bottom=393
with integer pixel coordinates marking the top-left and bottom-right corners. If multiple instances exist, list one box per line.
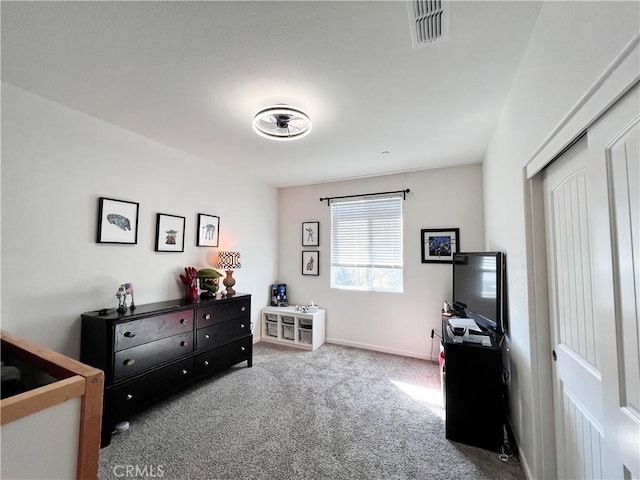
left=508, top=419, right=533, bottom=480
left=518, top=446, right=533, bottom=480
left=325, top=337, right=438, bottom=363
left=253, top=334, right=439, bottom=363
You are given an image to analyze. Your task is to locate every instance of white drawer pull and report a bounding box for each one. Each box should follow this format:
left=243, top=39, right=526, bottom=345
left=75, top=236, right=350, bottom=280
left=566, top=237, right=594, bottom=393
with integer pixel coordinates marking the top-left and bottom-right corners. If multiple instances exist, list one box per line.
left=180, top=318, right=188, bottom=325
left=241, top=346, right=245, bottom=351
left=182, top=369, right=188, bottom=375
left=240, top=324, right=245, bottom=329
left=204, top=360, right=209, bottom=366
left=205, top=334, right=210, bottom=339
left=204, top=313, right=211, bottom=320
left=180, top=341, right=189, bottom=347
left=123, top=359, right=135, bottom=366
left=123, top=331, right=136, bottom=338
left=126, top=394, right=133, bottom=400
left=241, top=306, right=246, bottom=312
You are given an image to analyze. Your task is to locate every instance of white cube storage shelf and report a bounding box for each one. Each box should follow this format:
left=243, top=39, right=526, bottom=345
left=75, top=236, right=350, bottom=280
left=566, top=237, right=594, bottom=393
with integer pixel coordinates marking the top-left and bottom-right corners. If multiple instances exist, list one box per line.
left=260, top=306, right=326, bottom=351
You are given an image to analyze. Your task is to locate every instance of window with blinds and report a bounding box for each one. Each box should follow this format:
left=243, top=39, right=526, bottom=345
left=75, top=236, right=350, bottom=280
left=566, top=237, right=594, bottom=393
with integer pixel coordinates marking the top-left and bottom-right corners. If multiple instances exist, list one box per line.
left=330, top=196, right=403, bottom=292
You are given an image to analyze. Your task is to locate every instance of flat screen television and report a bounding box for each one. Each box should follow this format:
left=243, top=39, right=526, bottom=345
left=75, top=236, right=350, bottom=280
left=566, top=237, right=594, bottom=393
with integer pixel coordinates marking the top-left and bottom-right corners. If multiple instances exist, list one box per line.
left=452, top=252, right=506, bottom=333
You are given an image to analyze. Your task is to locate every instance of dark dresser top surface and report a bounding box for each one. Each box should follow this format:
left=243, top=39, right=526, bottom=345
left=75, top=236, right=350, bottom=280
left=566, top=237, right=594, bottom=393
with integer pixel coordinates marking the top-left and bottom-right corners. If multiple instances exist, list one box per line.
left=81, top=293, right=251, bottom=322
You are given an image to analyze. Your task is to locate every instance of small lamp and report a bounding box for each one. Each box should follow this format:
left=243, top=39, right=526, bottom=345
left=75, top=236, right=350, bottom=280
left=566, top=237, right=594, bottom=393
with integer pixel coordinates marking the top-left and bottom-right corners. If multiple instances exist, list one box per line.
left=216, top=251, right=241, bottom=296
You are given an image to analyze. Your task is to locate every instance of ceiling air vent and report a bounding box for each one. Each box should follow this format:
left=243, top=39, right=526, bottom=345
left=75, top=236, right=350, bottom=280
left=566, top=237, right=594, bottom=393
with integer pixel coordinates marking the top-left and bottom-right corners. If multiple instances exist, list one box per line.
left=408, top=0, right=450, bottom=48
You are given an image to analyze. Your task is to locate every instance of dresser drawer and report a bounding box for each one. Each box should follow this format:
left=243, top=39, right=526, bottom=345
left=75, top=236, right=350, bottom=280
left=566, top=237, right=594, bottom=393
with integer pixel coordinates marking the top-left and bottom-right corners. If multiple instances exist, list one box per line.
left=113, top=332, right=193, bottom=381
left=112, top=357, right=193, bottom=420
left=196, top=318, right=250, bottom=350
left=114, top=309, right=194, bottom=351
left=197, top=298, right=251, bottom=328
left=194, top=336, right=252, bottom=376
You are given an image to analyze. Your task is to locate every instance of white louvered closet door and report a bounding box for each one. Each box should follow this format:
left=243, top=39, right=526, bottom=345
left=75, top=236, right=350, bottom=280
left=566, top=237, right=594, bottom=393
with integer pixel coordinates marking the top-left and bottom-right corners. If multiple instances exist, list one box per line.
left=543, top=82, right=639, bottom=480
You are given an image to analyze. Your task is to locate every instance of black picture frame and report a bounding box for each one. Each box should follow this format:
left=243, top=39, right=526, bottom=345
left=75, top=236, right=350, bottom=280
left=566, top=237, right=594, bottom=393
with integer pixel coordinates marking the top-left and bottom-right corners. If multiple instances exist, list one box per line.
left=302, top=221, right=319, bottom=246
left=97, top=197, right=139, bottom=244
left=302, top=251, right=319, bottom=275
left=421, top=228, right=460, bottom=263
left=196, top=213, right=220, bottom=247
left=155, top=213, right=186, bottom=252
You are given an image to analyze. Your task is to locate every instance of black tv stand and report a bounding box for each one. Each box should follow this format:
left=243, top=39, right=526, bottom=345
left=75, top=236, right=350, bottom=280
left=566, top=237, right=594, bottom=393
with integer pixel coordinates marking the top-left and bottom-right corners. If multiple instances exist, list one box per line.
left=441, top=315, right=505, bottom=452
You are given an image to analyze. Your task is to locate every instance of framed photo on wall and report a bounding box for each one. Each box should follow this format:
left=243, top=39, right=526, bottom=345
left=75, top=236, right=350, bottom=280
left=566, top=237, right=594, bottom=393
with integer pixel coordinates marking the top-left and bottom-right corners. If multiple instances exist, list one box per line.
left=421, top=228, right=459, bottom=263
left=155, top=213, right=186, bottom=252
left=302, top=221, right=319, bottom=246
left=302, top=251, right=319, bottom=276
left=96, top=197, right=139, bottom=244
left=197, top=213, right=220, bottom=247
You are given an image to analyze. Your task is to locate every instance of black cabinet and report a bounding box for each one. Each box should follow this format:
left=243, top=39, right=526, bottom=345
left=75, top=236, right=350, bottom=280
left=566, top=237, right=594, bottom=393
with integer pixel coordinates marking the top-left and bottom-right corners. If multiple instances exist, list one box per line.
left=81, top=294, right=252, bottom=447
left=442, top=316, right=505, bottom=452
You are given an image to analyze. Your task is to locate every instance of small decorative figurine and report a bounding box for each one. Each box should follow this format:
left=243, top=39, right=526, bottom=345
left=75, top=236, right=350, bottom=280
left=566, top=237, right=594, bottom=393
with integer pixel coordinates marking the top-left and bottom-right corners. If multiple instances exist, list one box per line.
left=125, top=283, right=135, bottom=310
left=179, top=266, right=199, bottom=303
left=116, top=284, right=128, bottom=313
left=197, top=268, right=223, bottom=299
left=116, top=283, right=136, bottom=313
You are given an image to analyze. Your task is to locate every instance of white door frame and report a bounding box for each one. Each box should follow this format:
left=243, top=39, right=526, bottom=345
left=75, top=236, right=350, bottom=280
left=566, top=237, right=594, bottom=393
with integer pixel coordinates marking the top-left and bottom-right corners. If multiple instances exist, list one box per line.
left=524, top=35, right=639, bottom=479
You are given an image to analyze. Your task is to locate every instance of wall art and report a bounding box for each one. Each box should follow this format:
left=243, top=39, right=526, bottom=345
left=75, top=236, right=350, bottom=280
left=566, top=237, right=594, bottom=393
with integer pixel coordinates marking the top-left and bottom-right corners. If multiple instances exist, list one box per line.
left=302, top=250, right=319, bottom=276
left=421, top=228, right=460, bottom=263
left=270, top=283, right=287, bottom=306
left=97, top=197, right=139, bottom=244
left=302, top=221, right=319, bottom=246
left=155, top=213, right=186, bottom=252
left=197, top=213, right=220, bottom=247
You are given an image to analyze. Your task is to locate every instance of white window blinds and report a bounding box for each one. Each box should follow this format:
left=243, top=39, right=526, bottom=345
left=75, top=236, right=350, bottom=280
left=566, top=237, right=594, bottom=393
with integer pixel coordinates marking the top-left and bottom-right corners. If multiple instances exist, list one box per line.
left=330, top=196, right=403, bottom=292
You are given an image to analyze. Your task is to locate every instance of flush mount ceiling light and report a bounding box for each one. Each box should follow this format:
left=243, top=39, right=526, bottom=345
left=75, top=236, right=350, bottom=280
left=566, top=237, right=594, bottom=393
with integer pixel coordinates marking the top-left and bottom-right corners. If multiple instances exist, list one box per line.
left=252, top=105, right=312, bottom=141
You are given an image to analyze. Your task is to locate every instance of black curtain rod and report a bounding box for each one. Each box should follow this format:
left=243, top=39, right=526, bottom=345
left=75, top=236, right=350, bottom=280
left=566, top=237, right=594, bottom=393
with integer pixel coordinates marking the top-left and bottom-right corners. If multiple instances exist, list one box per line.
left=319, top=189, right=410, bottom=205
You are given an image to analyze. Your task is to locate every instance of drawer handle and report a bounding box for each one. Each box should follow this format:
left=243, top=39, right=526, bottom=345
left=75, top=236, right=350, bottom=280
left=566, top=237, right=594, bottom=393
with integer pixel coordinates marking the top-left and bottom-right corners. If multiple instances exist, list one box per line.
left=126, top=394, right=133, bottom=400
left=123, top=359, right=135, bottom=366
left=240, top=324, right=245, bottom=329
left=241, top=346, right=245, bottom=351
left=180, top=318, right=188, bottom=325
left=241, top=306, right=246, bottom=312
left=123, top=331, right=136, bottom=338
left=182, top=369, right=188, bottom=375
left=204, top=313, right=211, bottom=320
left=204, top=334, right=210, bottom=340
left=204, top=360, right=209, bottom=366
left=180, top=341, right=189, bottom=347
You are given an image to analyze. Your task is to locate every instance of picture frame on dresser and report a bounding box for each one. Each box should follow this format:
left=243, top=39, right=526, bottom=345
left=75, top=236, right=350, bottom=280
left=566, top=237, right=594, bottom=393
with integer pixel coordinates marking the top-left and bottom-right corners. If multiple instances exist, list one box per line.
left=96, top=197, right=139, bottom=244
left=421, top=228, right=459, bottom=264
left=302, top=251, right=319, bottom=276
left=196, top=213, right=219, bottom=247
left=302, top=221, right=319, bottom=246
left=155, top=213, right=186, bottom=252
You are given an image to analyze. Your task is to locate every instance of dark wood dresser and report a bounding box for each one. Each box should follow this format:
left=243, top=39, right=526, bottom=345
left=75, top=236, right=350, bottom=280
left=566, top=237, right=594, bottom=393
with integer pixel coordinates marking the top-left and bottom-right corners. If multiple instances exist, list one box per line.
left=81, top=293, right=252, bottom=447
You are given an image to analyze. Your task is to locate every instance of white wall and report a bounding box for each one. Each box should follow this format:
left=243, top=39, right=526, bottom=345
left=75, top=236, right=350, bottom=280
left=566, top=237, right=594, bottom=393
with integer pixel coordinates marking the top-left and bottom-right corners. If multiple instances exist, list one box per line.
left=278, top=165, right=485, bottom=360
left=483, top=2, right=640, bottom=478
left=1, top=83, right=279, bottom=358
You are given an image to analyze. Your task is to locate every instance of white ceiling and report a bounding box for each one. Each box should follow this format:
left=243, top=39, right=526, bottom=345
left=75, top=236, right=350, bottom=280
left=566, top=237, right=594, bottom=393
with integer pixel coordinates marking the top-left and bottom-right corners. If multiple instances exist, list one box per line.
left=1, top=1, right=542, bottom=188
